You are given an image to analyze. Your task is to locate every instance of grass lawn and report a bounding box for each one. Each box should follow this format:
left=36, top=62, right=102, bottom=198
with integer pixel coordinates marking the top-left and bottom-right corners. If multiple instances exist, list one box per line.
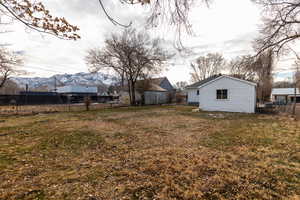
left=0, top=105, right=299, bottom=200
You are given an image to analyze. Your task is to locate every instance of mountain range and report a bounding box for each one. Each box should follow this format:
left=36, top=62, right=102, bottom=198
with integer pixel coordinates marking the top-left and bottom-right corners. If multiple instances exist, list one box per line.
left=12, top=72, right=116, bottom=91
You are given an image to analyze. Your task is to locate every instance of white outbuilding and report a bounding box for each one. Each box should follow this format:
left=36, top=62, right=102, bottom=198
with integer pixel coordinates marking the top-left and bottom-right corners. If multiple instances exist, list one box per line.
left=187, top=75, right=257, bottom=113
left=271, top=88, right=300, bottom=104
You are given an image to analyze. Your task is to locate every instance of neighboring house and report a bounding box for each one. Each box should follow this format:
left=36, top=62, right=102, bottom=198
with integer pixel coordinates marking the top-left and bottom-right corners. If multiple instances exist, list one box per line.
left=149, top=77, right=175, bottom=92
left=271, top=88, right=300, bottom=104
left=143, top=83, right=169, bottom=105
left=187, top=75, right=257, bottom=113
left=186, top=75, right=221, bottom=105
left=119, top=77, right=173, bottom=105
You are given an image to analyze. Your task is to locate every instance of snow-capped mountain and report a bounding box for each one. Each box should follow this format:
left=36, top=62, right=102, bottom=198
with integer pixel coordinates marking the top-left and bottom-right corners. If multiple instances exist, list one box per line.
left=12, top=72, right=117, bottom=91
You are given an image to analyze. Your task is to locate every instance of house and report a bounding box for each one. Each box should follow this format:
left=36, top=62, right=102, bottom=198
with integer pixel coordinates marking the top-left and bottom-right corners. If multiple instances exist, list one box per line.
left=149, top=77, right=175, bottom=92
left=271, top=88, right=300, bottom=104
left=119, top=77, right=174, bottom=105
left=187, top=75, right=257, bottom=113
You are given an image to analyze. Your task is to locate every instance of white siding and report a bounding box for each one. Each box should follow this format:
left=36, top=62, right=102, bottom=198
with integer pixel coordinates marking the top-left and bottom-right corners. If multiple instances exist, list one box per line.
left=199, top=77, right=256, bottom=113
left=187, top=89, right=199, bottom=104
left=57, top=86, right=97, bottom=93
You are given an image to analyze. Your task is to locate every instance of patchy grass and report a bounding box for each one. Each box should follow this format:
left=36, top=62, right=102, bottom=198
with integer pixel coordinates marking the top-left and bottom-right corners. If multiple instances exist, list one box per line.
left=0, top=105, right=299, bottom=200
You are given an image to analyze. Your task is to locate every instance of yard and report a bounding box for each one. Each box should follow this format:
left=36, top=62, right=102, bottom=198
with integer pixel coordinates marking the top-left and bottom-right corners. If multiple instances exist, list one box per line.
left=0, top=105, right=299, bottom=200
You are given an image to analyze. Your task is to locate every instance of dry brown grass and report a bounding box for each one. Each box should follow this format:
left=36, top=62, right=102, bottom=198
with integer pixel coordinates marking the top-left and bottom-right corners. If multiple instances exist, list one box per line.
left=0, top=105, right=299, bottom=200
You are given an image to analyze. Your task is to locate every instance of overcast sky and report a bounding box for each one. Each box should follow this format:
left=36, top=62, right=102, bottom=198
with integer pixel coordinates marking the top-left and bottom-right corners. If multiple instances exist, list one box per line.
left=1, top=0, right=296, bottom=84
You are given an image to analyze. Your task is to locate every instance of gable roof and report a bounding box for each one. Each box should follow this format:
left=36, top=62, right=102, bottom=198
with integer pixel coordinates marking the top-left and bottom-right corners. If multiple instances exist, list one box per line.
left=122, top=78, right=168, bottom=92
left=146, top=83, right=168, bottom=92
left=186, top=74, right=222, bottom=89
left=149, top=77, right=166, bottom=85
left=186, top=74, right=257, bottom=89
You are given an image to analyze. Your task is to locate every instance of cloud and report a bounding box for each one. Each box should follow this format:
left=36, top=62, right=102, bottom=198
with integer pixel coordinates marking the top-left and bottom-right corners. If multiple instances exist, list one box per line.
left=1, top=0, right=267, bottom=82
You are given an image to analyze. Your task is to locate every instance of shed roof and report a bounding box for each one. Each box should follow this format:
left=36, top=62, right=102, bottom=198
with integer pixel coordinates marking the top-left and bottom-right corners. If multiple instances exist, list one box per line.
left=146, top=83, right=167, bottom=92
left=186, top=74, right=256, bottom=89
left=122, top=79, right=168, bottom=92
left=149, top=77, right=166, bottom=85
left=186, top=74, right=222, bottom=89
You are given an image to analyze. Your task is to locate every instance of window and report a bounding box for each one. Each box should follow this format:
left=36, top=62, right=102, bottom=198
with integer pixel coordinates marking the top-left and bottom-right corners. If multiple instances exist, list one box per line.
left=197, top=90, right=199, bottom=96
left=216, top=89, right=228, bottom=99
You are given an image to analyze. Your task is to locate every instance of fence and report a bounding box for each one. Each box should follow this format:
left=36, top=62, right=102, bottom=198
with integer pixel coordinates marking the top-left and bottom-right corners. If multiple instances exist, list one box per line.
left=0, top=103, right=124, bottom=116
left=273, top=103, right=300, bottom=116
left=0, top=94, right=118, bottom=116
left=0, top=94, right=114, bottom=106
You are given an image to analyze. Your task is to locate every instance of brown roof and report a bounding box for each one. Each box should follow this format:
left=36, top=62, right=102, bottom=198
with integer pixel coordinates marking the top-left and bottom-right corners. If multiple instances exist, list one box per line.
left=122, top=77, right=168, bottom=92
left=145, top=83, right=167, bottom=92
left=147, top=77, right=166, bottom=85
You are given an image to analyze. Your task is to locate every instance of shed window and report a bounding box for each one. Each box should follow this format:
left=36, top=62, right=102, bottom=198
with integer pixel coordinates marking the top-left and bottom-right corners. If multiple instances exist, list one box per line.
left=197, top=90, right=199, bottom=95
left=216, top=89, right=228, bottom=99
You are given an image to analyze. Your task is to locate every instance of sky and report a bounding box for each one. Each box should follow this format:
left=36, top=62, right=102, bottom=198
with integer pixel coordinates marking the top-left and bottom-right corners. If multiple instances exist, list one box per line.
left=1, top=0, right=297, bottom=84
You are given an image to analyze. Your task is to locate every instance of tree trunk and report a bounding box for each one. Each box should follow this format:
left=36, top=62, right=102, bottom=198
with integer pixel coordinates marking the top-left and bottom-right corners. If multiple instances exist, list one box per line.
left=127, top=80, right=132, bottom=105
left=121, top=72, right=125, bottom=87
left=131, top=81, right=136, bottom=106
left=0, top=73, right=8, bottom=89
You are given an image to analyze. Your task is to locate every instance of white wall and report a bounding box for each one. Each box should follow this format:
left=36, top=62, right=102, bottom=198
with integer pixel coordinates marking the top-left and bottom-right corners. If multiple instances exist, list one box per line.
left=199, top=77, right=256, bottom=113
left=187, top=89, right=199, bottom=104
left=57, top=86, right=97, bottom=93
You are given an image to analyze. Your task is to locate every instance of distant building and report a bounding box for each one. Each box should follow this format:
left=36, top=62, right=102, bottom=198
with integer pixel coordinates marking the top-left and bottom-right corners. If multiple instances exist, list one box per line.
left=271, top=88, right=300, bottom=104
left=56, top=86, right=98, bottom=103
left=57, top=86, right=98, bottom=95
left=148, top=77, right=175, bottom=92
left=120, top=77, right=174, bottom=105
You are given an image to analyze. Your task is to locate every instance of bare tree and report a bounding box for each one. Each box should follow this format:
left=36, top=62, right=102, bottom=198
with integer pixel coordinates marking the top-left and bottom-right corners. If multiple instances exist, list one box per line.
left=291, top=51, right=300, bottom=115
left=229, top=55, right=257, bottom=81
left=97, top=0, right=211, bottom=49
left=190, top=53, right=225, bottom=82
left=0, top=48, right=22, bottom=89
left=99, top=1, right=210, bottom=30
left=0, top=0, right=80, bottom=40
left=229, top=50, right=274, bottom=103
left=273, top=80, right=294, bottom=88
left=253, top=0, right=300, bottom=55
left=0, top=79, right=20, bottom=94
left=85, top=28, right=170, bottom=105
left=254, top=49, right=274, bottom=103
left=175, top=81, right=188, bottom=91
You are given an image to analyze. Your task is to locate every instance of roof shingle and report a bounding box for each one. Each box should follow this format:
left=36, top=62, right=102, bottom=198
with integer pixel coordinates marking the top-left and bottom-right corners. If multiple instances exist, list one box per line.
left=186, top=74, right=222, bottom=89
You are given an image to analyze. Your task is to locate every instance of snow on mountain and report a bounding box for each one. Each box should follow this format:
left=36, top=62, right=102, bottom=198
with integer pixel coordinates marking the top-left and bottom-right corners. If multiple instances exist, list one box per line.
left=12, top=72, right=117, bottom=91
